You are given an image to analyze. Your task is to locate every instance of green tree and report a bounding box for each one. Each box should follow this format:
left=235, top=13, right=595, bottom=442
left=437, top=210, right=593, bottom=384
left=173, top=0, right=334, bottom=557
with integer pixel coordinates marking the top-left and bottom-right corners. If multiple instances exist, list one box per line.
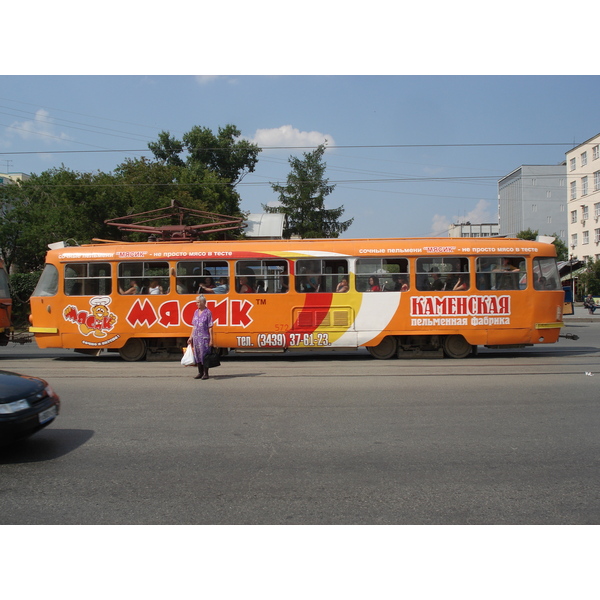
left=149, top=125, right=260, bottom=183
left=515, top=228, right=538, bottom=241
left=113, top=155, right=247, bottom=236
left=9, top=271, right=41, bottom=327
left=550, top=234, right=568, bottom=261
left=0, top=182, right=27, bottom=272
left=147, top=124, right=261, bottom=218
left=182, top=125, right=260, bottom=184
left=263, top=144, right=353, bottom=238
left=146, top=131, right=185, bottom=167
left=578, top=260, right=600, bottom=297
left=113, top=157, right=184, bottom=215
left=0, top=124, right=261, bottom=271
left=0, top=167, right=128, bottom=271
left=515, top=229, right=568, bottom=261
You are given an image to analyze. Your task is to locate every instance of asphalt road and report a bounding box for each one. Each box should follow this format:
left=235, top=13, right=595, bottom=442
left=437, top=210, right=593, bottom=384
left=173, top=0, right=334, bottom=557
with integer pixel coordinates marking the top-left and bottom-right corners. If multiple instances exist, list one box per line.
left=1, top=318, right=599, bottom=525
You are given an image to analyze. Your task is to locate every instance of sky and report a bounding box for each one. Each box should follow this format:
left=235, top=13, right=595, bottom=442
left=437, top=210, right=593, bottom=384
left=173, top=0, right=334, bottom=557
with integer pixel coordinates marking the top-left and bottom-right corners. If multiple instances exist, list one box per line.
left=1, top=75, right=599, bottom=241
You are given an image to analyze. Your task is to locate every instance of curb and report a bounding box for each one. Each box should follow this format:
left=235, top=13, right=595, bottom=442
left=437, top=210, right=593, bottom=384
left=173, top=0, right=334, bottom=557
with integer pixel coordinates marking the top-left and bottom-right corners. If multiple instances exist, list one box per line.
left=563, top=316, right=600, bottom=323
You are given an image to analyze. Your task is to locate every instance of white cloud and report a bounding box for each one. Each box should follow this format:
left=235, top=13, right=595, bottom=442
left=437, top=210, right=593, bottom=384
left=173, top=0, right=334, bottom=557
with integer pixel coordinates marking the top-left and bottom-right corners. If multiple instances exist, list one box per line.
left=193, top=75, right=239, bottom=85
left=430, top=213, right=453, bottom=237
left=194, top=75, right=221, bottom=84
left=429, top=199, right=495, bottom=237
left=249, top=125, right=335, bottom=150
left=421, top=166, right=446, bottom=176
left=263, top=200, right=281, bottom=208
left=463, top=198, right=494, bottom=224
left=9, top=109, right=72, bottom=144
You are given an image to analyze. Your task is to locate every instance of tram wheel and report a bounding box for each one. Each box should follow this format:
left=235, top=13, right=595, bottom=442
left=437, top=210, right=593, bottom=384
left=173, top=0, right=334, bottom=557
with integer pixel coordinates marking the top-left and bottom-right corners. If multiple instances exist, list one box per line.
left=367, top=336, right=398, bottom=360
left=119, top=338, right=147, bottom=362
left=442, top=335, right=472, bottom=359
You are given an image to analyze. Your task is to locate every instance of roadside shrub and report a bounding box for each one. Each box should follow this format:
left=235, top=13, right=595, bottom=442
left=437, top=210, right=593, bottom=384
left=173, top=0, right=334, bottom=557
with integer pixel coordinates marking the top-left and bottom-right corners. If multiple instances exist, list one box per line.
left=9, top=271, right=41, bottom=328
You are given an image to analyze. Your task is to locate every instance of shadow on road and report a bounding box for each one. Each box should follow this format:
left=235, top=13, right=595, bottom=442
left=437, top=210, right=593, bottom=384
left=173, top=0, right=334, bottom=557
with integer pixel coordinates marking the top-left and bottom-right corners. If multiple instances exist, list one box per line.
left=0, top=429, right=94, bottom=464
left=210, top=372, right=265, bottom=380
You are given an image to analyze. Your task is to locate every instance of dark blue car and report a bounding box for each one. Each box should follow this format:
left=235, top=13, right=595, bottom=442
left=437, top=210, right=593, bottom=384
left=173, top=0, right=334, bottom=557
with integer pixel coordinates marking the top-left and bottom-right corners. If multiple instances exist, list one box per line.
left=0, top=370, right=60, bottom=445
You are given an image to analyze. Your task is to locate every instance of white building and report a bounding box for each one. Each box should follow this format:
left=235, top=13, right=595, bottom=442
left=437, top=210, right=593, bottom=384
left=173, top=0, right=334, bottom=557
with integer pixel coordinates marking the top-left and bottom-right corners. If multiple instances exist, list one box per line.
left=565, top=132, right=600, bottom=263
left=0, top=172, right=30, bottom=186
left=498, top=165, right=567, bottom=242
left=448, top=222, right=499, bottom=238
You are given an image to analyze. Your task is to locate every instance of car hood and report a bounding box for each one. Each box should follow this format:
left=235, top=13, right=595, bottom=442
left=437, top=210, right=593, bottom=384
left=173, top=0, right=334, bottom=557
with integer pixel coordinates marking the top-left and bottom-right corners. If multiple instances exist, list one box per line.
left=0, top=370, right=46, bottom=403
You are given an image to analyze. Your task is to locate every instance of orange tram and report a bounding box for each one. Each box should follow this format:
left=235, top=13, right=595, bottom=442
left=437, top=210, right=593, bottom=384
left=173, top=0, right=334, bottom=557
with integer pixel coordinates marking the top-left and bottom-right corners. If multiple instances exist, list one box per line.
left=28, top=237, right=565, bottom=361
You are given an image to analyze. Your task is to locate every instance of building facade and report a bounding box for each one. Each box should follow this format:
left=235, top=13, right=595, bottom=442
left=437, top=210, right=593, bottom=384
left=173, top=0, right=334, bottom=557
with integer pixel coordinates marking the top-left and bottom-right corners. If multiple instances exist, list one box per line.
left=0, top=172, right=30, bottom=186
left=566, top=133, right=600, bottom=262
left=498, top=165, right=567, bottom=242
left=448, top=222, right=499, bottom=238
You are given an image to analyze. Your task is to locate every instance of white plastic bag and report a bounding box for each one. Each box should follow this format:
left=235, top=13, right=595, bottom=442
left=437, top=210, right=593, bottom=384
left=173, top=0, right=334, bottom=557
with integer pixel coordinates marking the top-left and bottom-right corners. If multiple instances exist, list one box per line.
left=181, top=344, right=196, bottom=367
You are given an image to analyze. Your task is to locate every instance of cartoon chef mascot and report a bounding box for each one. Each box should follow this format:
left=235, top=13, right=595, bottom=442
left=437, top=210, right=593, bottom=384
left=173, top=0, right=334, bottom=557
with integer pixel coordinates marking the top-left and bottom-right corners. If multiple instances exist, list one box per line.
left=64, top=296, right=117, bottom=338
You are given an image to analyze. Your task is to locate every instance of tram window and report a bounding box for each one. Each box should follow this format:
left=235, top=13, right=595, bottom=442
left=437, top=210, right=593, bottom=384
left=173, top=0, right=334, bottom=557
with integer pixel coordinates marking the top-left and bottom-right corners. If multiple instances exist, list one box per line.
left=175, top=261, right=229, bottom=294
left=355, top=258, right=409, bottom=292
left=65, top=263, right=112, bottom=296
left=235, top=260, right=289, bottom=293
left=476, top=256, right=525, bottom=291
left=32, top=264, right=59, bottom=297
left=416, top=257, right=470, bottom=292
left=295, top=259, right=348, bottom=293
left=119, top=261, right=170, bottom=295
left=532, top=257, right=561, bottom=290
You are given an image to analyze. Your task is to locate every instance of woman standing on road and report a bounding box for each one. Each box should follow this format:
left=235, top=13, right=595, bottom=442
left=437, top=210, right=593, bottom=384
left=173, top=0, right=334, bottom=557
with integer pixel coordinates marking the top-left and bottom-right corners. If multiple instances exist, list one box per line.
left=188, top=295, right=214, bottom=380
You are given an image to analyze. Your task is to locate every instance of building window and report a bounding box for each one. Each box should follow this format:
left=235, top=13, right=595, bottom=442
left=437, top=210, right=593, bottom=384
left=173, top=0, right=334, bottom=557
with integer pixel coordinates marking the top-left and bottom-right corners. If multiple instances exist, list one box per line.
left=531, top=204, right=537, bottom=212
left=570, top=181, right=577, bottom=200
left=594, top=145, right=600, bottom=161
left=546, top=190, right=552, bottom=198
left=559, top=178, right=565, bottom=186
left=583, top=205, right=589, bottom=220
left=595, top=202, right=600, bottom=219
left=531, top=178, right=536, bottom=186
left=572, top=233, right=578, bottom=247
left=583, top=231, right=590, bottom=245
left=560, top=204, right=565, bottom=212
left=595, top=228, right=600, bottom=243
left=547, top=216, right=552, bottom=224
left=582, top=176, right=588, bottom=196
left=571, top=209, right=577, bottom=224
left=570, top=157, right=576, bottom=171
left=595, top=171, right=600, bottom=191
left=582, top=151, right=588, bottom=167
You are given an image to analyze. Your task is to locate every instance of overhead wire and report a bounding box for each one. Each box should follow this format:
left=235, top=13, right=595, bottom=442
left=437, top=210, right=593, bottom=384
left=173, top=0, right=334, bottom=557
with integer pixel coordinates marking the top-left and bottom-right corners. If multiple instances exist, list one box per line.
left=0, top=95, right=585, bottom=196
left=0, top=106, right=154, bottom=143
left=0, top=95, right=165, bottom=133
left=0, top=142, right=578, bottom=155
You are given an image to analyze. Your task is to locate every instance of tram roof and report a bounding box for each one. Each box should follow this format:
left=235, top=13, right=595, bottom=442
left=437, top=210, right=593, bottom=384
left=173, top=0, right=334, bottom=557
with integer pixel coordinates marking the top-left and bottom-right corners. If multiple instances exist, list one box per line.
left=46, top=237, right=557, bottom=261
